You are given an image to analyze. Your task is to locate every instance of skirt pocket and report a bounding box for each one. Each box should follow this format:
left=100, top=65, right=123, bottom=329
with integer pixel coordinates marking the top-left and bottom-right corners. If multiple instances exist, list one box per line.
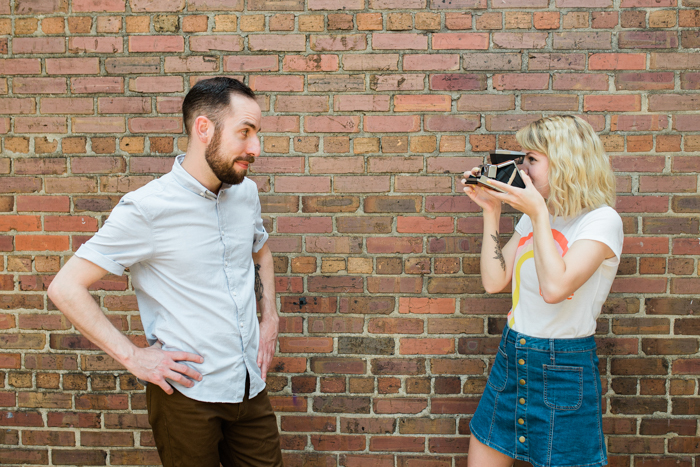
left=486, top=347, right=509, bottom=392
left=543, top=364, right=583, bottom=411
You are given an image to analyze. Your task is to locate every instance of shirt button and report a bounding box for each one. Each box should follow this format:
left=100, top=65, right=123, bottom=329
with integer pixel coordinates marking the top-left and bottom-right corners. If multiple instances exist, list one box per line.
left=519, top=338, right=526, bottom=345
left=519, top=398, right=525, bottom=405
left=519, top=379, right=526, bottom=385
left=518, top=359, right=525, bottom=365
left=518, top=418, right=524, bottom=425
left=233, top=292, right=237, bottom=296
left=519, top=436, right=526, bottom=443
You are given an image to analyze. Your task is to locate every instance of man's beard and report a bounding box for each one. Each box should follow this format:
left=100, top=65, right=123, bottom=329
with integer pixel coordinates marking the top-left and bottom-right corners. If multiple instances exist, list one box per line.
left=204, top=128, right=254, bottom=186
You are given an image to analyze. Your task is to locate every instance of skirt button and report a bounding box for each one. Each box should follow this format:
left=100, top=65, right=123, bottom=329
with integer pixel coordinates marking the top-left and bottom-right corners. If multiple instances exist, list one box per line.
left=519, top=398, right=525, bottom=404
left=519, top=436, right=526, bottom=443
left=519, top=379, right=526, bottom=385
left=518, top=418, right=524, bottom=425
left=518, top=359, right=525, bottom=365
left=519, top=338, right=526, bottom=345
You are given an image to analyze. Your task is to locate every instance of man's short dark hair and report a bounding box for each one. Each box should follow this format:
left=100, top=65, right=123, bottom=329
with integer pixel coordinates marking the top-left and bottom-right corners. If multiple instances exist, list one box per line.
left=182, top=77, right=256, bottom=136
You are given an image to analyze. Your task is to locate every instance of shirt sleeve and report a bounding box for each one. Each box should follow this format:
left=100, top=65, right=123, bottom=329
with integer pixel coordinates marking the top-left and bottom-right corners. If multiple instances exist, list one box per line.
left=74, top=196, right=154, bottom=276
left=573, top=207, right=624, bottom=261
left=252, top=192, right=268, bottom=253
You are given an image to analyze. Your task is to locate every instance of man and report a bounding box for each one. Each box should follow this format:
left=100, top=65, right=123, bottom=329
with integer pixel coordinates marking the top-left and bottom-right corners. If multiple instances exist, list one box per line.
left=48, top=77, right=283, bottom=467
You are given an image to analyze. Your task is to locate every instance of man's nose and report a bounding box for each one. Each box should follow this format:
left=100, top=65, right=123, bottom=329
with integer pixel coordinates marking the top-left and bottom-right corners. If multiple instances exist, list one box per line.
left=248, top=136, right=261, bottom=157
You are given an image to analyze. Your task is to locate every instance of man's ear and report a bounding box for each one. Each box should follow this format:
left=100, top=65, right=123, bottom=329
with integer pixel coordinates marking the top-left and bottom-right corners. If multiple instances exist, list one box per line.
left=193, top=116, right=214, bottom=145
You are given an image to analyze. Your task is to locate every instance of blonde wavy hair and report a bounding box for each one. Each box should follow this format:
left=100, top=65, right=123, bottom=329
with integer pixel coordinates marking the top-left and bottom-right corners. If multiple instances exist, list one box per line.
left=516, top=115, right=616, bottom=218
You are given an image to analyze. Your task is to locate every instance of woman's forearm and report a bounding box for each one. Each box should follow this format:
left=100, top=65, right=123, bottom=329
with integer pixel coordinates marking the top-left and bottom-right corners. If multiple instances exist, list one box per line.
left=480, top=209, right=511, bottom=293
left=530, top=211, right=568, bottom=303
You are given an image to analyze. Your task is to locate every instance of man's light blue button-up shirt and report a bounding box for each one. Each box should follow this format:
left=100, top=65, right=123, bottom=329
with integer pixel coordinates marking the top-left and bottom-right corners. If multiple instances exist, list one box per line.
left=75, top=155, right=269, bottom=403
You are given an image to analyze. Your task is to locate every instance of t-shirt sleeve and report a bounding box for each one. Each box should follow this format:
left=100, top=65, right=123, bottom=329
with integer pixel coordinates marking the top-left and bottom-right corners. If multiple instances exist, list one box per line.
left=252, top=192, right=268, bottom=253
left=573, top=207, right=624, bottom=260
left=74, top=196, right=154, bottom=276
left=515, top=214, right=532, bottom=237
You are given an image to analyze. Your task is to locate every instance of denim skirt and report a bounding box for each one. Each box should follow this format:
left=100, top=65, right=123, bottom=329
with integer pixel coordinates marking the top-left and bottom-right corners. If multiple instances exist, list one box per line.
left=470, top=326, right=607, bottom=467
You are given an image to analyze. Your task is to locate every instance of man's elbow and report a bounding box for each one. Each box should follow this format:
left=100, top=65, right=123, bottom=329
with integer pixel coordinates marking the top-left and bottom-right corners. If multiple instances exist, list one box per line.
left=47, top=273, right=71, bottom=312
left=47, top=277, right=62, bottom=305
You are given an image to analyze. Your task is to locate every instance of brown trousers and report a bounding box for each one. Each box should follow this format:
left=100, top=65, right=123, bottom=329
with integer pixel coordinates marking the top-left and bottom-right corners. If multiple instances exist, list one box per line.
left=147, top=377, right=283, bottom=467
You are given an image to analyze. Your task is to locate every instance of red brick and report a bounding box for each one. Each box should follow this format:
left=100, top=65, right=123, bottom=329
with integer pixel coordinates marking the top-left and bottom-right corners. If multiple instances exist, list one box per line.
left=430, top=74, right=487, bottom=91
left=15, top=117, right=67, bottom=134
left=403, top=54, right=460, bottom=71
left=364, top=116, right=421, bottom=133
left=40, top=98, right=94, bottom=115
left=249, top=75, right=304, bottom=92
left=397, top=217, right=453, bottom=234
left=68, top=37, right=123, bottom=54
left=45, top=58, right=99, bottom=75
left=458, top=94, right=514, bottom=112
left=72, top=0, right=125, bottom=11
left=15, top=235, right=69, bottom=252
left=370, top=436, right=425, bottom=452
left=0, top=59, right=41, bottom=75
left=311, top=434, right=365, bottom=451
left=493, top=73, right=549, bottom=91
left=589, top=53, right=646, bottom=70
left=370, top=74, right=425, bottom=91
left=368, top=157, right=422, bottom=173
left=309, top=156, right=364, bottom=174
left=190, top=36, right=242, bottom=52
left=553, top=73, right=608, bottom=90
left=310, top=35, right=366, bottom=52
left=493, top=32, right=547, bottom=49
left=619, top=31, right=678, bottom=49
left=343, top=54, right=398, bottom=71
left=372, top=33, right=428, bottom=50
left=0, top=216, right=40, bottom=232
left=334, top=95, right=389, bottom=112
left=584, top=95, right=642, bottom=112
left=305, top=116, right=360, bottom=133
left=129, top=76, right=183, bottom=93
left=400, top=338, right=455, bottom=355
left=249, top=34, right=306, bottom=52
left=367, top=237, right=423, bottom=254
left=222, top=55, right=277, bottom=72
left=17, top=196, right=70, bottom=212
left=616, top=72, right=675, bottom=91
left=394, top=95, right=451, bottom=112
left=70, top=77, right=123, bottom=94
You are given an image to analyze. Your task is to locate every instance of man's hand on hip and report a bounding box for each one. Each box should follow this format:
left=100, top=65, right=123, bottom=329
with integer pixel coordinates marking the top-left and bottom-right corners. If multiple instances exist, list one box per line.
left=125, top=344, right=204, bottom=395
left=257, top=316, right=279, bottom=382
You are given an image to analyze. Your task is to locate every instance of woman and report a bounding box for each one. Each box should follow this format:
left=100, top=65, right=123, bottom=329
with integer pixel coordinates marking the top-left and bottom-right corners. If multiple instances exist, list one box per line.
left=462, top=115, right=622, bottom=467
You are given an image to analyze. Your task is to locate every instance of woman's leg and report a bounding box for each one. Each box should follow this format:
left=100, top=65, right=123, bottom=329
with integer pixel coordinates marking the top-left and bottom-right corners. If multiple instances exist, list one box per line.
left=468, top=435, right=515, bottom=467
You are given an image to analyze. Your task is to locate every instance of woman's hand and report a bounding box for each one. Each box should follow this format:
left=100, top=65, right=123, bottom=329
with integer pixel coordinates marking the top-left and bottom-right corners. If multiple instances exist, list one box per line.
left=484, top=170, right=548, bottom=219
left=461, top=167, right=502, bottom=214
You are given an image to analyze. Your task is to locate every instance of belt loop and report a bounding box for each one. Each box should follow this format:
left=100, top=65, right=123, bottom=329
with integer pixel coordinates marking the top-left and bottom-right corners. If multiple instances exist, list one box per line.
left=503, top=323, right=512, bottom=343
left=549, top=339, right=555, bottom=364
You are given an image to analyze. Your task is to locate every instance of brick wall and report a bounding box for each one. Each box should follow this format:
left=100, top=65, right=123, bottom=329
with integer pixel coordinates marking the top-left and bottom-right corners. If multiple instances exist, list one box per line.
left=1, top=0, right=699, bottom=465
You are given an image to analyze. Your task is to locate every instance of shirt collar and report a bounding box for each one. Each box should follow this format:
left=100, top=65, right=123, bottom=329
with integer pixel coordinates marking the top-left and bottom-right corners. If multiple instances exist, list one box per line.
left=171, top=154, right=231, bottom=200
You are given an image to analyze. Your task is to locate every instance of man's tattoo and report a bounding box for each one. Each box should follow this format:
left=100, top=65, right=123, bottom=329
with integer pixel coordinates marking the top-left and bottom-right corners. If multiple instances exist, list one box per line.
left=254, top=263, right=263, bottom=301
left=491, top=231, right=506, bottom=272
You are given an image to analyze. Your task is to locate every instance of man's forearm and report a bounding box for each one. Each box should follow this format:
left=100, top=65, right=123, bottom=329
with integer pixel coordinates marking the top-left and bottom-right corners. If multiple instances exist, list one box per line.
left=49, top=275, right=138, bottom=367
left=252, top=244, right=278, bottom=321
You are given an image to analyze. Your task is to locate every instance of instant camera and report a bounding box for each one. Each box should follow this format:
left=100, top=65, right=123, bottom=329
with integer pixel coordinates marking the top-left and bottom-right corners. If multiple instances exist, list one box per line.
left=465, top=150, right=527, bottom=193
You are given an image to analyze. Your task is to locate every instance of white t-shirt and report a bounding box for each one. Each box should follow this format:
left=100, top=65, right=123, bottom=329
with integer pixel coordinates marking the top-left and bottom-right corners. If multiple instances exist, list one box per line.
left=507, top=206, right=623, bottom=338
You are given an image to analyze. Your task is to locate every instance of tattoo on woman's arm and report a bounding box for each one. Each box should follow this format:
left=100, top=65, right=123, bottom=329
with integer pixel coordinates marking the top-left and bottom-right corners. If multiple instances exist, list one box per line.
left=491, top=231, right=506, bottom=271
left=254, top=263, right=263, bottom=301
